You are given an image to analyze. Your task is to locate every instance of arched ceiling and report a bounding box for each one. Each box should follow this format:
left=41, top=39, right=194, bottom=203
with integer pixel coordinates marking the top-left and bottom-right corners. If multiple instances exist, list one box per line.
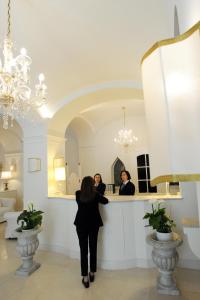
left=0, top=0, right=175, bottom=113
left=48, top=86, right=143, bottom=135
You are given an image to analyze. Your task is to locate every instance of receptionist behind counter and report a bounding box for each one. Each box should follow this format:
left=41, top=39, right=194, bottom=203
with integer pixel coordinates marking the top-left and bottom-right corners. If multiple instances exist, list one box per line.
left=94, top=173, right=106, bottom=195
left=119, top=170, right=135, bottom=195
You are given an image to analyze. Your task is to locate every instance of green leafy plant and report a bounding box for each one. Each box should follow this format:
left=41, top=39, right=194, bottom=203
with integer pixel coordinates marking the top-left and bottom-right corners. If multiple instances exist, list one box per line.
left=16, top=203, right=44, bottom=232
left=143, top=200, right=176, bottom=233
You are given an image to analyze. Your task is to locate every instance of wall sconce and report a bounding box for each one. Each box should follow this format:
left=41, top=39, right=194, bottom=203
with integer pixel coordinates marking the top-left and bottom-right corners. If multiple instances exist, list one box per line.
left=10, top=158, right=17, bottom=173
left=54, top=167, right=66, bottom=194
left=1, top=171, right=12, bottom=190
left=54, top=167, right=66, bottom=181
left=53, top=157, right=65, bottom=168
left=10, top=165, right=15, bottom=172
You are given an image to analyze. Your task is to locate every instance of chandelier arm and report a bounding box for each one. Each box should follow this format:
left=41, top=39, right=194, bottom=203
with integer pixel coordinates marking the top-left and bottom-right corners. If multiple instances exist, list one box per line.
left=7, top=0, right=11, bottom=38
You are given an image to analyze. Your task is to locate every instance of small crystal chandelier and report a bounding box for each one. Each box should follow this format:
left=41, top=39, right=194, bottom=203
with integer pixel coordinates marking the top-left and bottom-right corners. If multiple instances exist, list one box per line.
left=0, top=0, right=47, bottom=129
left=114, top=107, right=138, bottom=147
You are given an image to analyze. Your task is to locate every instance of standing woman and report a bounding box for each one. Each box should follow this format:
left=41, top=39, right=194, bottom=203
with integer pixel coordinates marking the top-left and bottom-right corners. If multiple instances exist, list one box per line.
left=94, top=173, right=106, bottom=195
left=119, top=170, right=135, bottom=195
left=74, top=176, right=108, bottom=288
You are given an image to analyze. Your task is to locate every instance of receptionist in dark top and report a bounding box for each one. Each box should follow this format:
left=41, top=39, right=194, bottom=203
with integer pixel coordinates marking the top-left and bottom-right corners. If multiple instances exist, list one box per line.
left=119, top=170, right=135, bottom=195
left=94, top=173, right=106, bottom=195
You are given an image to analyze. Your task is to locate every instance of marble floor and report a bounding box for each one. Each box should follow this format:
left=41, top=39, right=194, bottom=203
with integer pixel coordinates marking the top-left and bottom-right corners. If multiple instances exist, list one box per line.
left=0, top=223, right=200, bottom=300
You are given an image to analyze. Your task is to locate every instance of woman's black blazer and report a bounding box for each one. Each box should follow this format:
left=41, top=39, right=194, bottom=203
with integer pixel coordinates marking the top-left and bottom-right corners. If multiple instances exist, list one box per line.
left=95, top=182, right=106, bottom=195
left=119, top=181, right=135, bottom=195
left=74, top=191, right=108, bottom=229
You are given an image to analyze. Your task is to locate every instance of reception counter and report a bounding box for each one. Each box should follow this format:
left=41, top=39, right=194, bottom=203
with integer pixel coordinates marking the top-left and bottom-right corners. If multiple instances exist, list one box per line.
left=48, top=193, right=182, bottom=202
left=38, top=193, right=192, bottom=270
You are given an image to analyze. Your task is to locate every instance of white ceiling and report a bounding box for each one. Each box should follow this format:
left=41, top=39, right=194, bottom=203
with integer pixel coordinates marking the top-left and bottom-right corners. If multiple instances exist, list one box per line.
left=0, top=0, right=175, bottom=112
left=79, top=98, right=145, bottom=130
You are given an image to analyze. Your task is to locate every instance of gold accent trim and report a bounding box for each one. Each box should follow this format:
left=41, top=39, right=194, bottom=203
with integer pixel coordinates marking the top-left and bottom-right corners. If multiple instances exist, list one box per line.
left=141, top=20, right=200, bottom=64
left=150, top=174, right=200, bottom=186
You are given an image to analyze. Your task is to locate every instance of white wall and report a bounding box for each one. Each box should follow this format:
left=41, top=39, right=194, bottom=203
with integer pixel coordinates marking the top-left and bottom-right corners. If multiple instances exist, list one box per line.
left=65, top=126, right=79, bottom=176
left=23, top=122, right=48, bottom=211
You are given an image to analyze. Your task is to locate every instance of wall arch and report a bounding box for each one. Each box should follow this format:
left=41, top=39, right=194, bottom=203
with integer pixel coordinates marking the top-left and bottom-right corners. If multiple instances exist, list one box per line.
left=112, top=157, right=126, bottom=186
left=65, top=117, right=95, bottom=193
left=0, top=119, right=24, bottom=209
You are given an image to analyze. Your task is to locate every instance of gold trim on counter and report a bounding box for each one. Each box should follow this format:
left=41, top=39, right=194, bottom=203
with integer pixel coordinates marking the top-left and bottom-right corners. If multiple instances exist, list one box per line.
left=141, top=20, right=200, bottom=64
left=150, top=174, right=200, bottom=186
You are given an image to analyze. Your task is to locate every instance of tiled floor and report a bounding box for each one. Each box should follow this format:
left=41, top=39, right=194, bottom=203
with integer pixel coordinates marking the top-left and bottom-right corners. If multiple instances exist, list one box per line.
left=0, top=223, right=200, bottom=300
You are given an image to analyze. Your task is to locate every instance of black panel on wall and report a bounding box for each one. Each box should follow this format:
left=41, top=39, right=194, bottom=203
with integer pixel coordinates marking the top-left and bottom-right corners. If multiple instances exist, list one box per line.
left=137, top=167, right=147, bottom=180
left=137, top=155, right=146, bottom=167
left=138, top=181, right=148, bottom=193
left=137, top=154, right=157, bottom=193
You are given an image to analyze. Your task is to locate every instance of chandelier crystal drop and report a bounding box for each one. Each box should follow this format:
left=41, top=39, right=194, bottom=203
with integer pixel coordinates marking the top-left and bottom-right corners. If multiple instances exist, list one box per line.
left=114, top=107, right=138, bottom=147
left=0, top=0, right=47, bottom=129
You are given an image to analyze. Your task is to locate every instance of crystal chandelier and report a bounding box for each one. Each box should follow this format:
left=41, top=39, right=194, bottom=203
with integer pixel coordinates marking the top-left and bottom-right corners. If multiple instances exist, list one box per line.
left=0, top=0, right=47, bottom=129
left=114, top=107, right=138, bottom=147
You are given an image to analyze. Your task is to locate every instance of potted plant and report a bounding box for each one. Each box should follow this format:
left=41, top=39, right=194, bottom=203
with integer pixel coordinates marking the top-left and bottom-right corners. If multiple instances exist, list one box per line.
left=143, top=200, right=176, bottom=241
left=15, top=203, right=44, bottom=276
left=16, top=203, right=43, bottom=231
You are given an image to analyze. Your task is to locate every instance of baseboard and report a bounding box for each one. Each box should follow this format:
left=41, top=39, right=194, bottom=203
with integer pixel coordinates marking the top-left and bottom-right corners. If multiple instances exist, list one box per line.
left=39, top=243, right=79, bottom=259
left=136, top=258, right=154, bottom=268
left=98, top=258, right=137, bottom=270
left=39, top=243, right=154, bottom=270
left=178, top=259, right=200, bottom=270
left=39, top=243, right=200, bottom=271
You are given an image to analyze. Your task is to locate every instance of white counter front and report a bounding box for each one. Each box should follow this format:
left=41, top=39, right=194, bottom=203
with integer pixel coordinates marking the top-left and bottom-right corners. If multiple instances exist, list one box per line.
left=37, top=193, right=198, bottom=270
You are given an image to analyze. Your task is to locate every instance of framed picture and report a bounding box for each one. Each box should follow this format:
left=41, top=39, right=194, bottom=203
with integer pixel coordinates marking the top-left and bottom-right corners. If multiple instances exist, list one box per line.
left=28, top=158, right=41, bottom=172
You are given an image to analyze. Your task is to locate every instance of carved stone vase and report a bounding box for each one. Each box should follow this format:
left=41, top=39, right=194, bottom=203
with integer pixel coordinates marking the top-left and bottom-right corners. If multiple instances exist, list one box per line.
left=15, top=227, right=42, bottom=276
left=147, top=232, right=183, bottom=295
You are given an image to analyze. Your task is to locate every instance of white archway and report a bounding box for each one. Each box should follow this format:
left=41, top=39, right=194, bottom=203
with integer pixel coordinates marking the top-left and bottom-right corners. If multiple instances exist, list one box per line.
left=0, top=120, right=23, bottom=210
left=47, top=80, right=143, bottom=137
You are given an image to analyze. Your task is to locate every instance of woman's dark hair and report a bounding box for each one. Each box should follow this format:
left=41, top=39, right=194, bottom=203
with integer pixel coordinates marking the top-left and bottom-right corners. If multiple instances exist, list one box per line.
left=94, top=173, right=102, bottom=183
left=80, top=176, right=96, bottom=202
left=120, top=170, right=131, bottom=180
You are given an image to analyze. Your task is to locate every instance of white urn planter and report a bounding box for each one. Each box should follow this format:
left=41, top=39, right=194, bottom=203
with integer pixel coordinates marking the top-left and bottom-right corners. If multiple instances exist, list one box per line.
left=15, top=227, right=42, bottom=276
left=156, top=231, right=173, bottom=241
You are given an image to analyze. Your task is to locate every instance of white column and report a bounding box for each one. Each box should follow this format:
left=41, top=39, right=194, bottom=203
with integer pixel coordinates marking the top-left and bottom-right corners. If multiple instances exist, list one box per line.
left=23, top=125, right=48, bottom=210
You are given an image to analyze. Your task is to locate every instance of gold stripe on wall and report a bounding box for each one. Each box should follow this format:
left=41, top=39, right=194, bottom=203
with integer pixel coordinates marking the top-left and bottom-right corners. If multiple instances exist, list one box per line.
left=141, top=20, right=200, bottom=64
left=150, top=174, right=200, bottom=186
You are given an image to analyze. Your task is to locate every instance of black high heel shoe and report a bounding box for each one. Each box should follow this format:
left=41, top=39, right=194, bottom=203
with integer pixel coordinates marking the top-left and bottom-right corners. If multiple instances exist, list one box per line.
left=89, top=272, right=95, bottom=282
left=82, top=278, right=89, bottom=288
